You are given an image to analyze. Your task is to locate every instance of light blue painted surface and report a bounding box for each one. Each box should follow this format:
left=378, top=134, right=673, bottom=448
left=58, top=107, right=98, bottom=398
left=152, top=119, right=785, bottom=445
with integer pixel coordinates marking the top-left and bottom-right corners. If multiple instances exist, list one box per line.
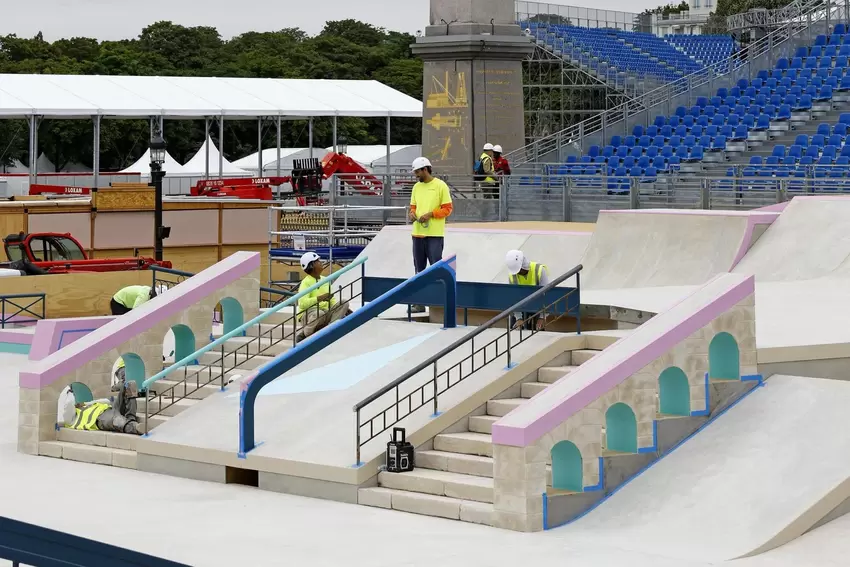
left=0, top=342, right=30, bottom=355
left=233, top=331, right=439, bottom=397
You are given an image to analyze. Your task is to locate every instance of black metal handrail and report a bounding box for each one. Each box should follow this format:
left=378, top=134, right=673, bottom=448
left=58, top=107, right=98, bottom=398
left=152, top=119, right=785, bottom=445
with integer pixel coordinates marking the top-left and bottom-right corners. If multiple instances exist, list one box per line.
left=352, top=264, right=583, bottom=465
left=0, top=293, right=46, bottom=328
left=151, top=266, right=194, bottom=290
left=259, top=285, right=295, bottom=308
left=144, top=273, right=364, bottom=424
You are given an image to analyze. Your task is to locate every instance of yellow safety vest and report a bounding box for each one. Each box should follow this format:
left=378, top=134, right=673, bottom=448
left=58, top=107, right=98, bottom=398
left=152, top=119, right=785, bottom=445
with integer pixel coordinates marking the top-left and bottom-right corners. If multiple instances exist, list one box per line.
left=67, top=402, right=111, bottom=431
left=480, top=153, right=496, bottom=183
left=509, top=262, right=546, bottom=286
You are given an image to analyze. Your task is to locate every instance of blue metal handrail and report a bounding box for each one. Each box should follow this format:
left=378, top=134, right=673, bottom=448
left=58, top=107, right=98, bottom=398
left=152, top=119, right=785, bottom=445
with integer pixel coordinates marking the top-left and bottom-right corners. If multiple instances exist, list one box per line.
left=142, top=256, right=367, bottom=391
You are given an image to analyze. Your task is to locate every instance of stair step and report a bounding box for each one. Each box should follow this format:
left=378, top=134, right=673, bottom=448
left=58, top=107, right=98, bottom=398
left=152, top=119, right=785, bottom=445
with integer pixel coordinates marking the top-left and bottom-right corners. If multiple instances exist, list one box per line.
left=197, top=351, right=275, bottom=370
left=468, top=415, right=499, bottom=434
left=486, top=398, right=526, bottom=417
left=139, top=414, right=170, bottom=431
left=257, top=308, right=294, bottom=326
left=538, top=365, right=579, bottom=384
left=358, top=487, right=493, bottom=526
left=153, top=378, right=221, bottom=400
left=434, top=432, right=493, bottom=457
left=56, top=428, right=138, bottom=451
left=571, top=349, right=599, bottom=365
left=38, top=441, right=137, bottom=469
left=521, top=381, right=549, bottom=398
left=244, top=322, right=294, bottom=339
left=416, top=450, right=493, bottom=478
left=137, top=396, right=198, bottom=418
left=378, top=468, right=494, bottom=503
left=223, top=336, right=292, bottom=357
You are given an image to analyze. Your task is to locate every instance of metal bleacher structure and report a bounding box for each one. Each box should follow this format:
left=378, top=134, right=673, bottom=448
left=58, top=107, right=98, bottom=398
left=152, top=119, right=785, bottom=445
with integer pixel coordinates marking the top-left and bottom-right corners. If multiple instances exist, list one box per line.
left=505, top=0, right=850, bottom=222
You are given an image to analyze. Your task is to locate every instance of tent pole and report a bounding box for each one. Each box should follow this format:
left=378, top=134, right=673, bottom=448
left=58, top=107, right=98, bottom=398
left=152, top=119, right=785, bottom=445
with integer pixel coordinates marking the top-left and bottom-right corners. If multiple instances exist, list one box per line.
left=332, top=116, right=338, bottom=202
left=332, top=116, right=338, bottom=153
left=205, top=118, right=210, bottom=180
left=33, top=116, right=39, bottom=185
left=276, top=116, right=282, bottom=190
left=258, top=116, right=263, bottom=175
left=28, top=115, right=35, bottom=190
left=218, top=116, right=224, bottom=178
left=384, top=115, right=391, bottom=224
left=93, top=115, right=101, bottom=189
left=308, top=117, right=313, bottom=159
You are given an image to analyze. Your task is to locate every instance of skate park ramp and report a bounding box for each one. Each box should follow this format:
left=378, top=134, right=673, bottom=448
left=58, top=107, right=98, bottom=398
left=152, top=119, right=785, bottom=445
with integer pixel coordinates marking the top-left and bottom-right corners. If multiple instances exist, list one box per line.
left=336, top=225, right=592, bottom=303
left=553, top=375, right=850, bottom=562
left=579, top=209, right=777, bottom=291
left=137, top=318, right=567, bottom=483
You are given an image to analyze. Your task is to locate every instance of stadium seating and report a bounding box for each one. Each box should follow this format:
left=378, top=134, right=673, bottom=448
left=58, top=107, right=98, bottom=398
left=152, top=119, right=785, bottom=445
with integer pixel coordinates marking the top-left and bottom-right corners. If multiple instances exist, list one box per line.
left=524, top=26, right=850, bottom=194
left=666, top=34, right=737, bottom=72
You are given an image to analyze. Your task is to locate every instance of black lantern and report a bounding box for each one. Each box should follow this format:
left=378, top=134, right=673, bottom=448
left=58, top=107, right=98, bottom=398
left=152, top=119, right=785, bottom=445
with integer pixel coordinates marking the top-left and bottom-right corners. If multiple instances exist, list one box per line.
left=338, top=136, right=348, bottom=155
left=149, top=132, right=169, bottom=262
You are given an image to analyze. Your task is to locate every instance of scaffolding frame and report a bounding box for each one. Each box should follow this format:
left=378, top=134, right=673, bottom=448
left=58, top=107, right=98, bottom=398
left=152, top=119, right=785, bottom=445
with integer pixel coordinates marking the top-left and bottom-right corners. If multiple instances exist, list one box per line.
left=267, top=204, right=407, bottom=289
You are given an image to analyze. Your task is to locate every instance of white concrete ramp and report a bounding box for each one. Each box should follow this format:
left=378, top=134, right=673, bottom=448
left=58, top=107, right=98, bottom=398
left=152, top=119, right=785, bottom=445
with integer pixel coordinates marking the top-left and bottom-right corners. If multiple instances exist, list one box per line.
left=554, top=375, right=850, bottom=562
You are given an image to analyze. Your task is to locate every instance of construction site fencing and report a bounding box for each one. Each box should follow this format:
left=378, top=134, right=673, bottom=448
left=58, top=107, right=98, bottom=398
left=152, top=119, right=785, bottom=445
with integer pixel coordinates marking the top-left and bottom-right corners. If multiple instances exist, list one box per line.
left=507, top=0, right=846, bottom=167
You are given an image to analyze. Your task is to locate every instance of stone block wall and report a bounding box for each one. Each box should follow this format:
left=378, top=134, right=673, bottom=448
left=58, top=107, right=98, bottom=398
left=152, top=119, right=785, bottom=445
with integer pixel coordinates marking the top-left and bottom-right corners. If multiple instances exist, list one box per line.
left=18, top=268, right=260, bottom=456
left=492, top=291, right=756, bottom=532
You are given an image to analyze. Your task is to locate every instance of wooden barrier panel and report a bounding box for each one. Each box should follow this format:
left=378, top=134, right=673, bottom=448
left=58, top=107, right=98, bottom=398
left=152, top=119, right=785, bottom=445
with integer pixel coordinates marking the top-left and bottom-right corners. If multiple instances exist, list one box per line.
left=0, top=271, right=149, bottom=318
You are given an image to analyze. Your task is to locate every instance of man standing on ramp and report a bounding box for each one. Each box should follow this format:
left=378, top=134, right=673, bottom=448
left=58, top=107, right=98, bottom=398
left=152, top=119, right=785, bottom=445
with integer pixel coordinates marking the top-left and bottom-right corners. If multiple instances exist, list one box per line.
left=505, top=250, right=548, bottom=331
left=409, top=157, right=453, bottom=313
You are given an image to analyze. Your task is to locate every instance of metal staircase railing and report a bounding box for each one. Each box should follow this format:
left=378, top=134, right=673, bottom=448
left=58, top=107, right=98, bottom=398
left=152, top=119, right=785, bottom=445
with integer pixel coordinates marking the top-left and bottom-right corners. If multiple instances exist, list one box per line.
left=352, top=264, right=583, bottom=466
left=508, top=0, right=844, bottom=167
left=140, top=256, right=367, bottom=432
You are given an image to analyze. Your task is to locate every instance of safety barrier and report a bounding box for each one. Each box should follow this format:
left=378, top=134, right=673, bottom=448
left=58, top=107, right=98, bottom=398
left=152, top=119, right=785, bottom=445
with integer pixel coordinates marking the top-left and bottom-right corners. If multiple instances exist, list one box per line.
left=0, top=293, right=45, bottom=328
left=238, top=255, right=459, bottom=456
left=141, top=256, right=368, bottom=431
left=352, top=263, right=582, bottom=465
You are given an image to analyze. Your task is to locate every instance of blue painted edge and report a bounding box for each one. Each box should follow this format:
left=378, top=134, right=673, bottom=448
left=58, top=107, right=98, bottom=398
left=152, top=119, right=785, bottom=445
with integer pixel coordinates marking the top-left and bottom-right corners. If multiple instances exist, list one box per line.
left=238, top=440, right=265, bottom=459
left=57, top=328, right=98, bottom=350
left=690, top=372, right=711, bottom=417
left=504, top=362, right=518, bottom=370
left=582, top=457, right=605, bottom=492
left=430, top=412, right=443, bottom=418
left=542, top=492, right=549, bottom=530
left=549, top=374, right=766, bottom=530
left=741, top=374, right=763, bottom=383
left=351, top=461, right=365, bottom=469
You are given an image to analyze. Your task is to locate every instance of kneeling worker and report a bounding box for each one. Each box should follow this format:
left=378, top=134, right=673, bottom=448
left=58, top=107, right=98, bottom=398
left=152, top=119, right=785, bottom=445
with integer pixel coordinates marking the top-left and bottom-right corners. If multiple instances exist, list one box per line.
left=60, top=377, right=144, bottom=435
left=505, top=250, right=549, bottom=331
left=111, top=284, right=164, bottom=315
left=296, top=252, right=352, bottom=341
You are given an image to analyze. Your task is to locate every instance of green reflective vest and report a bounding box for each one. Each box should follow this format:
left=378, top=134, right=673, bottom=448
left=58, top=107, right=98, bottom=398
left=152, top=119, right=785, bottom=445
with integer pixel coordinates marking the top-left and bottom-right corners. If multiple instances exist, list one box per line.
left=509, top=262, right=546, bottom=286
left=67, top=402, right=111, bottom=431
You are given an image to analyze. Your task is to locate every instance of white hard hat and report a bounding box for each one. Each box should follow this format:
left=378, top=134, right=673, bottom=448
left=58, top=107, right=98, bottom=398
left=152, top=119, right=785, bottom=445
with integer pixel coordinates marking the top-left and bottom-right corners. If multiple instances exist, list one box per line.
left=412, top=157, right=432, bottom=171
left=493, top=145, right=503, bottom=153
left=483, top=143, right=494, bottom=151
left=300, top=251, right=321, bottom=270
left=505, top=250, right=526, bottom=275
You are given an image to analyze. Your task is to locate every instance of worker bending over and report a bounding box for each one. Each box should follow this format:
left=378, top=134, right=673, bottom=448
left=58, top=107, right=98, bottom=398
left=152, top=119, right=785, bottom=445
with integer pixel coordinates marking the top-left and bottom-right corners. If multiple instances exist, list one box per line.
left=111, top=284, right=165, bottom=315
left=60, top=376, right=143, bottom=435
left=505, top=250, right=549, bottom=331
left=296, top=252, right=352, bottom=341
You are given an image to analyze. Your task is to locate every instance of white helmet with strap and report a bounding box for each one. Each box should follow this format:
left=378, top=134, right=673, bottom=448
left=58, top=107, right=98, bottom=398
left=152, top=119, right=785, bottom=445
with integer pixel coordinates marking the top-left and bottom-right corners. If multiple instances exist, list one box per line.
left=505, top=250, right=526, bottom=275
left=493, top=144, right=503, bottom=153
left=300, top=251, right=321, bottom=270
left=483, top=143, right=494, bottom=151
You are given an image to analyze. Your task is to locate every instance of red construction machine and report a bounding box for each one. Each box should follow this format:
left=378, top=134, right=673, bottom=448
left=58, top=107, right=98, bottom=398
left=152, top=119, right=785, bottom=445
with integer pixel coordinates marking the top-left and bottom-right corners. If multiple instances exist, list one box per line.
left=3, top=232, right=172, bottom=274
left=189, top=152, right=392, bottom=202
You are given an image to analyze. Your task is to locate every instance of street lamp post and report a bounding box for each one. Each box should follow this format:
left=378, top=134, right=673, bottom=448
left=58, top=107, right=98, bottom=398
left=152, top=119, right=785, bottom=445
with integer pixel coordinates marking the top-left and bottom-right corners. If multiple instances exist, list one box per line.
left=149, top=134, right=168, bottom=262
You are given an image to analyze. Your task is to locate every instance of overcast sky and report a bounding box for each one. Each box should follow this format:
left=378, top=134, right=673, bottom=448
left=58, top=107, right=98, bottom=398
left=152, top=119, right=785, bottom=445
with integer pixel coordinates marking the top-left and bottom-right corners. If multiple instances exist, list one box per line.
left=0, top=0, right=654, bottom=41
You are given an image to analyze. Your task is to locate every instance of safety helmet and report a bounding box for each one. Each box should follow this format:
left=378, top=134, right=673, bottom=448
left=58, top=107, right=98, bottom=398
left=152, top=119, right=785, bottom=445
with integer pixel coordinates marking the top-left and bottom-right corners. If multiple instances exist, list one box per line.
left=483, top=143, right=494, bottom=151
left=493, top=144, right=503, bottom=153
left=300, top=251, right=321, bottom=271
left=412, top=156, right=432, bottom=171
left=505, top=249, right=526, bottom=275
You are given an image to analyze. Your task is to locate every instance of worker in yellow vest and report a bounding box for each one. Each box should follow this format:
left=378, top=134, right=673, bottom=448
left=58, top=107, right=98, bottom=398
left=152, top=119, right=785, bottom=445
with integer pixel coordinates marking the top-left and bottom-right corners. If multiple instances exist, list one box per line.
left=59, top=378, right=143, bottom=435
left=505, top=249, right=549, bottom=331
left=111, top=284, right=166, bottom=315
left=296, top=251, right=352, bottom=341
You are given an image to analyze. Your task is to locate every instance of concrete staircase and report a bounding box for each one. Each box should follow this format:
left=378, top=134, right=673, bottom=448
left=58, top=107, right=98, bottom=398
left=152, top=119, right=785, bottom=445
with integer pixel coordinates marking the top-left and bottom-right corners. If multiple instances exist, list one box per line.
left=357, top=347, right=602, bottom=525
left=38, top=308, right=296, bottom=469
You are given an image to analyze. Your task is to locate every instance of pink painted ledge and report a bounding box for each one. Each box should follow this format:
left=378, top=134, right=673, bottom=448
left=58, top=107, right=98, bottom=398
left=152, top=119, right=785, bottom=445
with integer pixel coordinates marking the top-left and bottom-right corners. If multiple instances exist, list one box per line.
left=28, top=316, right=116, bottom=361
left=491, top=273, right=755, bottom=447
left=19, top=251, right=260, bottom=389
left=729, top=212, right=780, bottom=269
left=0, top=328, right=35, bottom=345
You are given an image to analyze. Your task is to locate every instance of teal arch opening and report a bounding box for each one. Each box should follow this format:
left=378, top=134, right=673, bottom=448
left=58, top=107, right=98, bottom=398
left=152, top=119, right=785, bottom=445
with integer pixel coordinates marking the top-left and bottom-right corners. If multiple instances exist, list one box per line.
left=69, top=382, right=92, bottom=403
left=709, top=332, right=740, bottom=381
left=170, top=324, right=196, bottom=363
left=551, top=440, right=583, bottom=492
left=119, top=353, right=146, bottom=390
left=605, top=402, right=637, bottom=453
left=659, top=367, right=690, bottom=416
left=219, top=297, right=244, bottom=335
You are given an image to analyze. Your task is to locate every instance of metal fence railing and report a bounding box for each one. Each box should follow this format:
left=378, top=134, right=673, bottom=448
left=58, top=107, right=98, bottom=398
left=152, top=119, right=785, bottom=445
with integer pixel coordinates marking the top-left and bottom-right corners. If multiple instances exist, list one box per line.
left=0, top=293, right=45, bottom=328
left=509, top=0, right=845, bottom=166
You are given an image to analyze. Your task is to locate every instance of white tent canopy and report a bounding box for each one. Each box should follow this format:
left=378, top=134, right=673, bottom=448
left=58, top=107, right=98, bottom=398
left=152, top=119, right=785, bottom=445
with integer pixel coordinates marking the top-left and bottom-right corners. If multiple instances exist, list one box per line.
left=0, top=74, right=423, bottom=118
left=329, top=145, right=422, bottom=172
left=232, top=147, right=328, bottom=173
left=180, top=136, right=248, bottom=176
left=120, top=148, right=187, bottom=176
